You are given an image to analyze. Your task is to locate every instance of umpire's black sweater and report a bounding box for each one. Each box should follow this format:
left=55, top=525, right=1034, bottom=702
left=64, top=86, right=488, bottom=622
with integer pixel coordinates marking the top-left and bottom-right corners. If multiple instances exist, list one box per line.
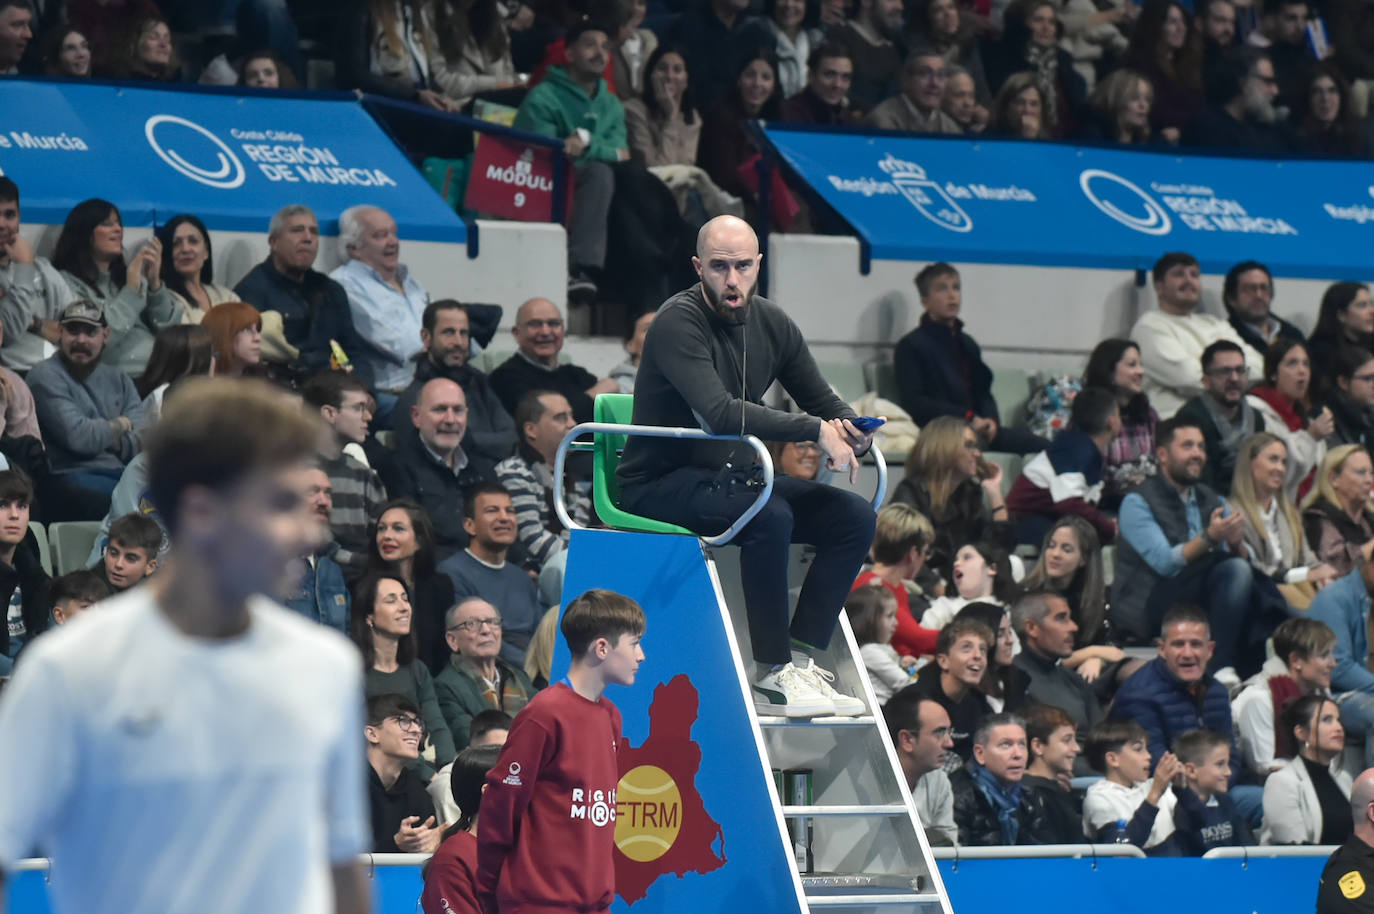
left=618, top=285, right=855, bottom=487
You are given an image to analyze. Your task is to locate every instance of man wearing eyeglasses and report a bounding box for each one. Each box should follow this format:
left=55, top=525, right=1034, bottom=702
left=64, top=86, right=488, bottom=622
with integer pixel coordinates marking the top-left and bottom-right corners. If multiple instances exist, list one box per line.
left=434, top=597, right=536, bottom=751
left=488, top=297, right=620, bottom=423
left=365, top=692, right=443, bottom=854
left=1175, top=341, right=1265, bottom=493
left=883, top=689, right=958, bottom=845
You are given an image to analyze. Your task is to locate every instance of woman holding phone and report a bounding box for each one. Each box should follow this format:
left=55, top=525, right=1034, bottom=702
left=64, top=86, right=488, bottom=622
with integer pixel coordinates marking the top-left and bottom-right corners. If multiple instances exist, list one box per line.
left=52, top=198, right=183, bottom=375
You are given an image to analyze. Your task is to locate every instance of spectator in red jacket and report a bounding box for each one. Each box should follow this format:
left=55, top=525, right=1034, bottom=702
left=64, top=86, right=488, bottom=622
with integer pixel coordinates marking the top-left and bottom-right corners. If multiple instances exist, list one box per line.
left=854, top=503, right=939, bottom=658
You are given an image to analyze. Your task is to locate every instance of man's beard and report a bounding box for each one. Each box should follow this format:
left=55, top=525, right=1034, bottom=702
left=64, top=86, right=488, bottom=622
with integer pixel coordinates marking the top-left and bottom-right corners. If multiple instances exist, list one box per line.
left=60, top=349, right=101, bottom=380
left=701, top=278, right=756, bottom=325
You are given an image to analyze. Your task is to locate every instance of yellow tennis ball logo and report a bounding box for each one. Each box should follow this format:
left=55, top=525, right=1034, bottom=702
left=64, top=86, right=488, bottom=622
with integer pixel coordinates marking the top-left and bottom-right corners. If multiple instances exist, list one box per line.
left=615, top=765, right=683, bottom=862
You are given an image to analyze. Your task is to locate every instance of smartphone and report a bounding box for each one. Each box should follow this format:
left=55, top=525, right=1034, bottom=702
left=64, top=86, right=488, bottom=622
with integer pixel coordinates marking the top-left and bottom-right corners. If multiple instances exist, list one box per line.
left=850, top=416, right=886, bottom=433
left=976, top=456, right=996, bottom=480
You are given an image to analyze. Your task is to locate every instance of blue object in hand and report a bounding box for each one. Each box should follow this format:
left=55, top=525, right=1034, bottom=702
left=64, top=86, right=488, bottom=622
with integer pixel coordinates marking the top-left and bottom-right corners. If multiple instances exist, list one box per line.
left=850, top=416, right=886, bottom=433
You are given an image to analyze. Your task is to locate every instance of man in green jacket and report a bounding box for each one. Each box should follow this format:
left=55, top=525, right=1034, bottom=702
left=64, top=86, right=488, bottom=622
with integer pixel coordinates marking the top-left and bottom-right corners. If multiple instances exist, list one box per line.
left=515, top=19, right=628, bottom=303
left=434, top=596, right=537, bottom=750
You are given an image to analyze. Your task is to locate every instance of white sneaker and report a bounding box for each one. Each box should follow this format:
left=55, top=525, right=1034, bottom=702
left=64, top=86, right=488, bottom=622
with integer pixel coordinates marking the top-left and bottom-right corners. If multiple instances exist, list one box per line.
left=795, top=658, right=866, bottom=716
left=753, top=662, right=836, bottom=717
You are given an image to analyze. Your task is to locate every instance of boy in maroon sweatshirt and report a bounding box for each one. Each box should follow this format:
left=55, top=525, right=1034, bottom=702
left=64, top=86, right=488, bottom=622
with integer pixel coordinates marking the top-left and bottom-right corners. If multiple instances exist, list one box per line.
left=476, top=589, right=647, bottom=914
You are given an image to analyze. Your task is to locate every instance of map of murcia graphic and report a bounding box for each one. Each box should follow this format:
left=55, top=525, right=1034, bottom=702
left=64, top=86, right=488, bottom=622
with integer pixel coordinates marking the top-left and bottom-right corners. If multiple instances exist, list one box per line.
left=614, top=675, right=727, bottom=904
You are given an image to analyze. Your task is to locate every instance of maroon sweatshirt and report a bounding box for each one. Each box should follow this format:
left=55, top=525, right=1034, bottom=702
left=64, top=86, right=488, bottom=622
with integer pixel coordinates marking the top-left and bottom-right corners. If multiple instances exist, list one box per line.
left=476, top=683, right=623, bottom=914
left=422, top=831, right=480, bottom=914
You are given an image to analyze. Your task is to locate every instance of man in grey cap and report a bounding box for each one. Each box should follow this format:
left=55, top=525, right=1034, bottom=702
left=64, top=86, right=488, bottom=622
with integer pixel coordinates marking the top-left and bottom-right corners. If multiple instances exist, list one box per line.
left=26, top=300, right=145, bottom=519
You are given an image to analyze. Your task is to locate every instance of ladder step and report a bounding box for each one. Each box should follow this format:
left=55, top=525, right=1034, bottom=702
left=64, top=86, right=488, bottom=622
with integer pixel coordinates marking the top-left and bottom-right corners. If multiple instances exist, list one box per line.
left=757, top=715, right=878, bottom=727
left=804, top=894, right=945, bottom=907
left=782, top=804, right=907, bottom=817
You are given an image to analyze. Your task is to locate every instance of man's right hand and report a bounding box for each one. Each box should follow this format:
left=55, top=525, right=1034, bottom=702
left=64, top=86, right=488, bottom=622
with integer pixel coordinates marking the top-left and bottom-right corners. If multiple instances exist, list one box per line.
left=563, top=133, right=588, bottom=157
left=819, top=420, right=858, bottom=484
left=3, top=233, right=34, bottom=264
left=1205, top=507, right=1244, bottom=547
left=394, top=815, right=442, bottom=854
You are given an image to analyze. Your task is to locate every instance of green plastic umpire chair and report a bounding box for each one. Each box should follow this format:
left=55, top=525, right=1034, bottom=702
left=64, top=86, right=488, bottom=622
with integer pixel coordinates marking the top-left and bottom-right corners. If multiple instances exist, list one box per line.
left=591, top=394, right=695, bottom=536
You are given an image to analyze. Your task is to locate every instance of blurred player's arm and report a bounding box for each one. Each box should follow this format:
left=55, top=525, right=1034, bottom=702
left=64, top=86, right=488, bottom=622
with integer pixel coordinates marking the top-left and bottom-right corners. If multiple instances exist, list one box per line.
left=326, top=671, right=373, bottom=914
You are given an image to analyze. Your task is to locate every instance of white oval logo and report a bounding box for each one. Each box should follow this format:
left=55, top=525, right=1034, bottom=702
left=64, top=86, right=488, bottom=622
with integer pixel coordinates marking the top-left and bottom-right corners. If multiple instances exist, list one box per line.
left=508, top=762, right=521, bottom=775
left=144, top=114, right=245, bottom=189
left=1079, top=168, right=1172, bottom=236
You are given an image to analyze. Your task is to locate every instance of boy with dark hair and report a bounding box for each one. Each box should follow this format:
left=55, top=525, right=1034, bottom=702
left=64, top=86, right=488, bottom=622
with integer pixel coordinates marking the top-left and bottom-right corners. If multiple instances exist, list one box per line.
left=0, top=468, right=46, bottom=673
left=1082, top=718, right=1181, bottom=850
left=1169, top=728, right=1254, bottom=854
left=366, top=692, right=442, bottom=855
left=1020, top=703, right=1084, bottom=844
left=49, top=569, right=110, bottom=625
left=894, top=261, right=1047, bottom=455
left=1007, top=386, right=1122, bottom=545
left=477, top=588, right=646, bottom=914
left=470, top=709, right=514, bottom=747
left=0, top=377, right=372, bottom=913
left=911, top=616, right=994, bottom=767
left=301, top=369, right=387, bottom=579
left=102, top=511, right=163, bottom=592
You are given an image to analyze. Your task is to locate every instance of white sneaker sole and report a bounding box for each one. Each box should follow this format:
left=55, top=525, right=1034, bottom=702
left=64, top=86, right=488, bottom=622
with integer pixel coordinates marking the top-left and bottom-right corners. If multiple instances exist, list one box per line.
left=753, top=694, right=836, bottom=718
left=826, top=696, right=867, bottom=717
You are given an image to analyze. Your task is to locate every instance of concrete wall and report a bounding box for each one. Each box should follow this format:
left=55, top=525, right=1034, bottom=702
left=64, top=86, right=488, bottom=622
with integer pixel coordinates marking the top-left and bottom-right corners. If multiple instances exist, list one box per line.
left=766, top=233, right=1340, bottom=377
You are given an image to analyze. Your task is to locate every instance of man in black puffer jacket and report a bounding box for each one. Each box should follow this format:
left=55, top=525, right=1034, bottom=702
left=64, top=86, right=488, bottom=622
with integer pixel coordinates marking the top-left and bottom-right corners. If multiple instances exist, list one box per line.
left=949, top=712, right=1055, bottom=846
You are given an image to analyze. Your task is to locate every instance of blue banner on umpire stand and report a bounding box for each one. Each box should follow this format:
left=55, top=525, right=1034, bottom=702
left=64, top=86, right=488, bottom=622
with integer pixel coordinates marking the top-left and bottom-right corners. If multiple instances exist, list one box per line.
left=757, top=124, right=1374, bottom=278
left=0, top=80, right=466, bottom=242
left=553, top=529, right=807, bottom=914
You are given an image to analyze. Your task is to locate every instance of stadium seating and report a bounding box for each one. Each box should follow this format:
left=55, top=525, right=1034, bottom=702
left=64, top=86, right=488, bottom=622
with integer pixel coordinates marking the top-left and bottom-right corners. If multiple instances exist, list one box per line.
left=49, top=522, right=102, bottom=577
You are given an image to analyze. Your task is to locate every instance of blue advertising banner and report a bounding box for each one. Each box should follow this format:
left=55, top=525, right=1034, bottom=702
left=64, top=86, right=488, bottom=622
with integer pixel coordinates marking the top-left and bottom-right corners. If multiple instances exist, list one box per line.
left=553, top=529, right=806, bottom=914
left=759, top=125, right=1374, bottom=278
left=0, top=81, right=466, bottom=241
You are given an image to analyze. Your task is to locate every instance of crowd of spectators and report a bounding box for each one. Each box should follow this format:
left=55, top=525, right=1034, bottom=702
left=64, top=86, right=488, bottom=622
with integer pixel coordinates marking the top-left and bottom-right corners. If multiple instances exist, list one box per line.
left=5, top=0, right=1374, bottom=867
left=855, top=249, right=1374, bottom=853
left=5, top=0, right=1371, bottom=311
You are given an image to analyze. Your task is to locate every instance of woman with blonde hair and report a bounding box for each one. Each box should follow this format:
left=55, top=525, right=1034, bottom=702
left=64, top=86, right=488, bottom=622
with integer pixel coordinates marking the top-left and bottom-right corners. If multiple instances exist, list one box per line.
left=1081, top=69, right=1155, bottom=144
left=1232, top=433, right=1337, bottom=607
left=1302, top=444, right=1374, bottom=576
left=523, top=605, right=559, bottom=689
left=892, top=416, right=1008, bottom=581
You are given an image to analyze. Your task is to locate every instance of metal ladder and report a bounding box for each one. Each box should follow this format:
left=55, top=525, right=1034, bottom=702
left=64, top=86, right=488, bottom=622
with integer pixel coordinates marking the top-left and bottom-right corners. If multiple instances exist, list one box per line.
left=710, top=541, right=954, bottom=914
